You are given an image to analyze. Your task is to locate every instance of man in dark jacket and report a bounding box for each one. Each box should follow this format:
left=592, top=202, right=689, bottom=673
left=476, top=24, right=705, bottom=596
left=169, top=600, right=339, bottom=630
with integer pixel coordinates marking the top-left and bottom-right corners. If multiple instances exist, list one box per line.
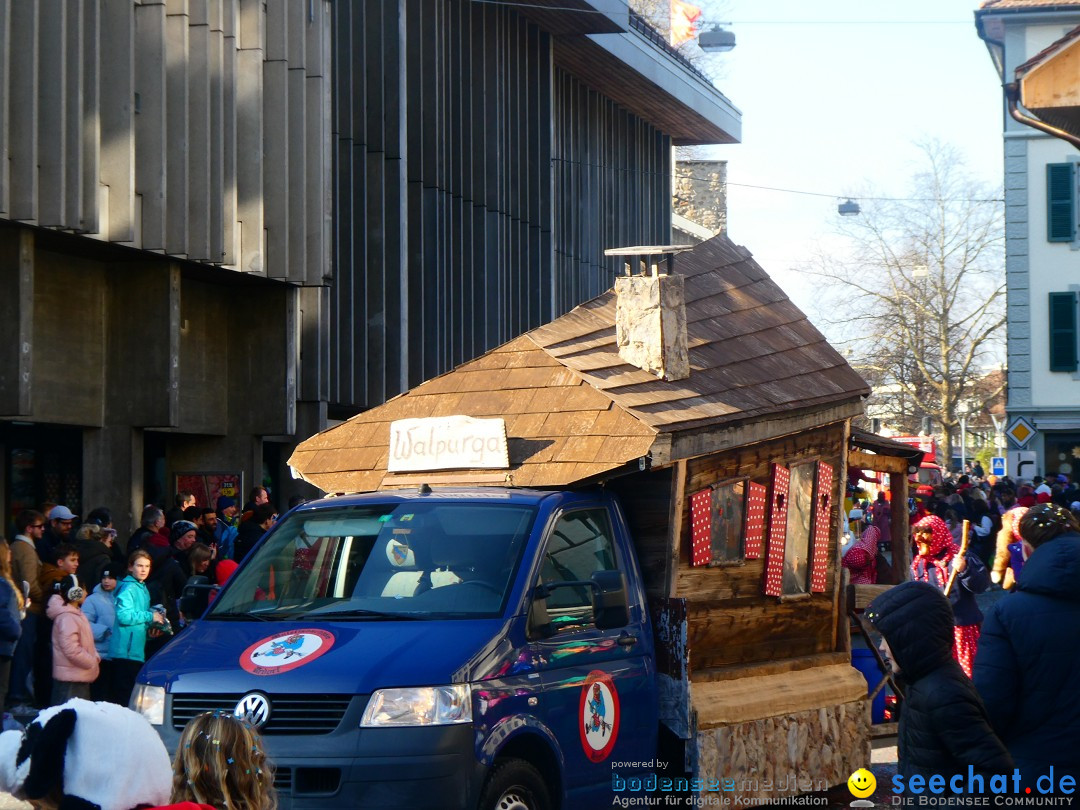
left=867, top=581, right=1013, bottom=788
left=974, top=505, right=1080, bottom=785
left=233, top=503, right=276, bottom=563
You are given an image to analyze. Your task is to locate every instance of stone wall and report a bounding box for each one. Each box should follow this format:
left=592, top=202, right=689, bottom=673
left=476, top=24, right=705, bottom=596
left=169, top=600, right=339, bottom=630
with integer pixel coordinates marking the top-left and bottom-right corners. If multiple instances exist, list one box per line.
left=694, top=700, right=870, bottom=801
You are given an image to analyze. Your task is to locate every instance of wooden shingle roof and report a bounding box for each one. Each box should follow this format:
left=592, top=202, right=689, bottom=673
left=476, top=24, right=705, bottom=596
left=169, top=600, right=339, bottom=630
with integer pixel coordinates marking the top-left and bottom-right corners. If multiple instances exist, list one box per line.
left=289, top=234, right=869, bottom=493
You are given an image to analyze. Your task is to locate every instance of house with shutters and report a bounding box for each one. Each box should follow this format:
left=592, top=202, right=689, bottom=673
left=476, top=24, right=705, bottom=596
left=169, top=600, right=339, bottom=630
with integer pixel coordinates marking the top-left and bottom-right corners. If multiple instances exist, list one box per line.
left=289, top=235, right=874, bottom=798
left=976, top=1, right=1080, bottom=478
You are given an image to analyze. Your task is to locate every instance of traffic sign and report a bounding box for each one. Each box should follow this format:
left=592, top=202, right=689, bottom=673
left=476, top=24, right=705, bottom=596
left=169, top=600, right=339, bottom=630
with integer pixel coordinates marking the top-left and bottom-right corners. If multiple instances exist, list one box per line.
left=1007, top=450, right=1037, bottom=482
left=990, top=457, right=1006, bottom=477
left=1005, top=417, right=1037, bottom=448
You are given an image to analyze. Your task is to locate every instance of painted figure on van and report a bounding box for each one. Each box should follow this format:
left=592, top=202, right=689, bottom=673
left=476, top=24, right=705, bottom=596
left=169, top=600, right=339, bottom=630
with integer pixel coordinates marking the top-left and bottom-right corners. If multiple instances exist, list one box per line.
left=588, top=682, right=611, bottom=736
left=254, top=633, right=305, bottom=659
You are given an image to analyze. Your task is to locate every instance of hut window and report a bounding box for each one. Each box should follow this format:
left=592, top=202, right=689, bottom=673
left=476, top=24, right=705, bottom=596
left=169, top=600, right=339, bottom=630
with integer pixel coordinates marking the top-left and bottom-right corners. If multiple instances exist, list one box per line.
left=711, top=479, right=746, bottom=562
left=782, top=462, right=816, bottom=595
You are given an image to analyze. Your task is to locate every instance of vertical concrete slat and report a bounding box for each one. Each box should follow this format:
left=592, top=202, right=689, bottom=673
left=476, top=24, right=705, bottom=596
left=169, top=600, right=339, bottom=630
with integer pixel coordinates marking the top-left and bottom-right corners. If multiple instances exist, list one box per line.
left=80, top=0, right=100, bottom=235
left=165, top=0, right=190, bottom=256
left=188, top=0, right=212, bottom=261
left=9, top=1, right=37, bottom=223
left=236, top=0, right=264, bottom=275
left=135, top=1, right=167, bottom=251
left=100, top=0, right=134, bottom=242
left=64, top=0, right=84, bottom=230
left=221, top=0, right=237, bottom=267
left=37, top=0, right=65, bottom=228
left=0, top=0, right=11, bottom=217
left=305, top=0, right=331, bottom=286
left=208, top=0, right=225, bottom=262
left=287, top=0, right=306, bottom=284
left=0, top=229, right=33, bottom=416
left=263, top=0, right=288, bottom=280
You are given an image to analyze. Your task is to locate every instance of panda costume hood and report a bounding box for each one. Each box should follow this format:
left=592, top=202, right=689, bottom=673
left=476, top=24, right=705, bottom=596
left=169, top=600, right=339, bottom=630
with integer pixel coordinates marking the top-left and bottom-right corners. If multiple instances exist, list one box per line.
left=0, top=698, right=174, bottom=810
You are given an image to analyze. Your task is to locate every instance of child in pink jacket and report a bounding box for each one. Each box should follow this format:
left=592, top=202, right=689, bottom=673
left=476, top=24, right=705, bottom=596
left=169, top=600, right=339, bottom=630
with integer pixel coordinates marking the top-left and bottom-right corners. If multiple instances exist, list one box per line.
left=46, top=575, right=100, bottom=705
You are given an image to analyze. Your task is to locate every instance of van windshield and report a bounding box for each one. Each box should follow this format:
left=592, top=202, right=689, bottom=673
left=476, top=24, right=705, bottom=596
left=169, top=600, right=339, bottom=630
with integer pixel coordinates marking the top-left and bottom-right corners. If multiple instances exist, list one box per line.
left=207, top=502, right=537, bottom=620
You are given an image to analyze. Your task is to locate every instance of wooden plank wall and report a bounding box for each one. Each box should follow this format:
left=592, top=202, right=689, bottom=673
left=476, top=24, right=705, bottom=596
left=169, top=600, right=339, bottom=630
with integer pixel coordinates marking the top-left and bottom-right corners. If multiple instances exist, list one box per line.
left=676, top=423, right=847, bottom=673
left=605, top=467, right=674, bottom=598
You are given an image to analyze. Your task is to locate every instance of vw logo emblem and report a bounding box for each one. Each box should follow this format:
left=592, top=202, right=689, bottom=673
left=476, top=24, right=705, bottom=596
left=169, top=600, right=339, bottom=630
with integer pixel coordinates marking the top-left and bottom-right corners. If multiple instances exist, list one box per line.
left=234, top=693, right=271, bottom=728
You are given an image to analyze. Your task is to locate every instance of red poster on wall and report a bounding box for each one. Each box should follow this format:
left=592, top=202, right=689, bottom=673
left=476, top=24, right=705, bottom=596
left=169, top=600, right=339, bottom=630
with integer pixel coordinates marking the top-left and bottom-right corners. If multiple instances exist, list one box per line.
left=174, top=472, right=244, bottom=509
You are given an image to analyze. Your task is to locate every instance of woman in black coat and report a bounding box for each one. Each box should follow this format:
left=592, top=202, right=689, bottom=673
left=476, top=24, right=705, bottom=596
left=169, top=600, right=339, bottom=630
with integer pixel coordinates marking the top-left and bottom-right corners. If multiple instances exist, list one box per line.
left=974, top=503, right=1080, bottom=785
left=867, top=581, right=1013, bottom=787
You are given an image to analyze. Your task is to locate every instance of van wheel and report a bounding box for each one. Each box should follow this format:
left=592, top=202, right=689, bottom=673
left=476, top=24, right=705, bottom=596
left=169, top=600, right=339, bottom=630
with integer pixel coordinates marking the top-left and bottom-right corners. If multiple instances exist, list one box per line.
left=480, top=759, right=551, bottom=810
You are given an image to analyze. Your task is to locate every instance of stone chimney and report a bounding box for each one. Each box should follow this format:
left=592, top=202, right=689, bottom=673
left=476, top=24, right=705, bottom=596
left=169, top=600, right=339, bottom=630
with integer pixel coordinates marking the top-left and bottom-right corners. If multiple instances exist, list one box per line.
left=606, top=246, right=690, bottom=381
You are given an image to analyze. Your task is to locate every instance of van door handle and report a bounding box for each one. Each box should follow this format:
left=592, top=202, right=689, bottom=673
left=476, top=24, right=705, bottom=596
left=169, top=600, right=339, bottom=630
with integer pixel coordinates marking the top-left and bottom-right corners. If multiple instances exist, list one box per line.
left=617, top=632, right=637, bottom=648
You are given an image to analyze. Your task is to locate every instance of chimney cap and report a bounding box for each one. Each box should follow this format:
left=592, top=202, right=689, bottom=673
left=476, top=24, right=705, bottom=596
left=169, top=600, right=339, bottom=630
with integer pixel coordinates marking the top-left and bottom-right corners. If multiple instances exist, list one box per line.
left=604, top=244, right=693, bottom=257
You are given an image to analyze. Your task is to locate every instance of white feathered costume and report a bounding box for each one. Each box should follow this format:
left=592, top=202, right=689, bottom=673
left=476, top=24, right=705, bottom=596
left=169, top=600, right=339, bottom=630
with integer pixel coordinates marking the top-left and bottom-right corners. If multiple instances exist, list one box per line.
left=0, top=698, right=172, bottom=810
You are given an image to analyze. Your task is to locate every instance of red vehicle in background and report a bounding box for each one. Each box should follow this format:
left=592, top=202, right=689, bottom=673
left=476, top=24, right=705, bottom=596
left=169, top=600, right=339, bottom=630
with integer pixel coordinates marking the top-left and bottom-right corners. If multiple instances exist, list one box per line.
left=889, top=435, right=945, bottom=489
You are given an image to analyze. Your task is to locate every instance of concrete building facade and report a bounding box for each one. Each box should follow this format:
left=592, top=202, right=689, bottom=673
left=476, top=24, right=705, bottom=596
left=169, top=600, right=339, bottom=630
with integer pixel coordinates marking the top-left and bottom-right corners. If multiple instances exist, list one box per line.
left=977, top=0, right=1080, bottom=479
left=0, top=0, right=739, bottom=532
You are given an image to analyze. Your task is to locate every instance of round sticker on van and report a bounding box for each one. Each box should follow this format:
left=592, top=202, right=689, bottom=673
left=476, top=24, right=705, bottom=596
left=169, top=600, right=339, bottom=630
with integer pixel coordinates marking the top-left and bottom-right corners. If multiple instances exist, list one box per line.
left=240, top=628, right=335, bottom=676
left=579, top=671, right=620, bottom=762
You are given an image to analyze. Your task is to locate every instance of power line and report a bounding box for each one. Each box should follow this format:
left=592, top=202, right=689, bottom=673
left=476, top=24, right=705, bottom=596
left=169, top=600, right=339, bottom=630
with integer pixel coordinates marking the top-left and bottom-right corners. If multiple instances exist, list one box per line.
left=549, top=157, right=1004, bottom=205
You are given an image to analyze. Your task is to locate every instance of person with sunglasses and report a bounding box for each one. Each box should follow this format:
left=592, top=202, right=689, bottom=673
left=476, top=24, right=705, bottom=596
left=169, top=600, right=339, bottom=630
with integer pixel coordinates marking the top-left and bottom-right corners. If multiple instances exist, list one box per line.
left=7, top=510, right=45, bottom=712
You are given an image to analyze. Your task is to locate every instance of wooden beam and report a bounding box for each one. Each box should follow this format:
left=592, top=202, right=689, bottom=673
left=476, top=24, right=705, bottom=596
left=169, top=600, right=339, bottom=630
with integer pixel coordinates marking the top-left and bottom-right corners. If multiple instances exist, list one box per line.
left=667, top=459, right=687, bottom=598
left=848, top=449, right=911, bottom=475
left=891, top=472, right=911, bottom=583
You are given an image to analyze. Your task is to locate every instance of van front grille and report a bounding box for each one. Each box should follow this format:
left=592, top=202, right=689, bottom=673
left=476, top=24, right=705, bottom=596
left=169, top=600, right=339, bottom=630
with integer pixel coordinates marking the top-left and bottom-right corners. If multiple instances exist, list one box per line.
left=170, top=693, right=355, bottom=734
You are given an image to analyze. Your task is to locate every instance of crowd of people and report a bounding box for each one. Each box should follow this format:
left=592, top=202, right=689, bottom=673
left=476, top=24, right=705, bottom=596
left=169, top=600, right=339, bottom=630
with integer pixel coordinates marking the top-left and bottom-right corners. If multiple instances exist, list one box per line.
left=847, top=471, right=1080, bottom=791
left=0, top=486, right=300, bottom=717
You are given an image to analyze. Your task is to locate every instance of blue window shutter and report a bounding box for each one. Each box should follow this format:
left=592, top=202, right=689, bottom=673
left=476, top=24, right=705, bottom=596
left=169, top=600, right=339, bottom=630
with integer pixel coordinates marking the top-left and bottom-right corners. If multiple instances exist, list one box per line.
left=1047, top=163, right=1076, bottom=242
left=1049, top=291, right=1078, bottom=373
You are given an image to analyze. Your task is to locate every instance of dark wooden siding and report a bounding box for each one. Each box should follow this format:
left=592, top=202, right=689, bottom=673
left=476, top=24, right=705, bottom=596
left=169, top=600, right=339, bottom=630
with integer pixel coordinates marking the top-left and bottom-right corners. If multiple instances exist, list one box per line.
left=676, top=423, right=846, bottom=673
left=330, top=0, right=672, bottom=414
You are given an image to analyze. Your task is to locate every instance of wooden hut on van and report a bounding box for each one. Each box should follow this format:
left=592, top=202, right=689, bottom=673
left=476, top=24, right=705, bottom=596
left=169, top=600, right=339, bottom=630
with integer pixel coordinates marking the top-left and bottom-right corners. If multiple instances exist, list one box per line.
left=289, top=234, right=873, bottom=800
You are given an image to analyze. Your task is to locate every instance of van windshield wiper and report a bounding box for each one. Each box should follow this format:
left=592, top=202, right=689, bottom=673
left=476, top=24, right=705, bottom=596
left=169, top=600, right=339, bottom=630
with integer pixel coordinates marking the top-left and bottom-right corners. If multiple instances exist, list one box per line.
left=209, top=610, right=290, bottom=622
left=300, top=608, right=425, bottom=621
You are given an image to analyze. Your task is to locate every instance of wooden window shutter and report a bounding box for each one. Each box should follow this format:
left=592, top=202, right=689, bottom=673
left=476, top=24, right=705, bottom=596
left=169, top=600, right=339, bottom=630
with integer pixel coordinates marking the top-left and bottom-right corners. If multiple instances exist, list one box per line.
left=809, top=461, right=834, bottom=593
left=690, top=488, right=712, bottom=567
left=763, top=464, right=790, bottom=597
left=1049, top=291, right=1079, bottom=373
left=744, top=482, right=767, bottom=560
left=1047, top=163, right=1076, bottom=243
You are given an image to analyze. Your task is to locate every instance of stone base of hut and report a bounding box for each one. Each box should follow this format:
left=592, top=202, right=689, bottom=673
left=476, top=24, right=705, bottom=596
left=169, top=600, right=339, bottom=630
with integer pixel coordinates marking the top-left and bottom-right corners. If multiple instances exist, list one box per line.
left=691, top=664, right=871, bottom=802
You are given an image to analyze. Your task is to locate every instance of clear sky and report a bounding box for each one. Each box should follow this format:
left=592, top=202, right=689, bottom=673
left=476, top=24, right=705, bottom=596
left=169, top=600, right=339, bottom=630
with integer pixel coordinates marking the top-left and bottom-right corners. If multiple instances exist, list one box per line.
left=690, top=0, right=1005, bottom=325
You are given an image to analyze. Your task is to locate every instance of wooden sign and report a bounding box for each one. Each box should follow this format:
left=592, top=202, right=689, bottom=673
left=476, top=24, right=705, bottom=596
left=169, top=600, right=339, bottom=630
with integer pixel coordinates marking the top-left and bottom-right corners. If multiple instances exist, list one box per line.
left=388, top=416, right=509, bottom=472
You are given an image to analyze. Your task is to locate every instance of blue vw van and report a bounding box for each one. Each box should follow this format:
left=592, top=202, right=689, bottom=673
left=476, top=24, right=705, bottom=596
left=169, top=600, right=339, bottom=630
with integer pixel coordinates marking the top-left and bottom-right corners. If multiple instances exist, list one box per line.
left=132, top=487, right=659, bottom=809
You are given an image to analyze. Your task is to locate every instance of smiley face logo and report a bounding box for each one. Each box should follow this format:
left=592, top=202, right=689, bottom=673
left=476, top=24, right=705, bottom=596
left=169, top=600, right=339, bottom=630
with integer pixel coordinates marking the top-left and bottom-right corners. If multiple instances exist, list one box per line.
left=847, top=768, right=876, bottom=798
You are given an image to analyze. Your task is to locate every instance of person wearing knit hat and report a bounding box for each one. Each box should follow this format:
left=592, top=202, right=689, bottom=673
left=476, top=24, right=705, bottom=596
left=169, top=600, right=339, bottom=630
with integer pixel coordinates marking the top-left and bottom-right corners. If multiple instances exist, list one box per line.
left=169, top=521, right=198, bottom=551
left=910, top=514, right=990, bottom=677
left=213, top=498, right=239, bottom=561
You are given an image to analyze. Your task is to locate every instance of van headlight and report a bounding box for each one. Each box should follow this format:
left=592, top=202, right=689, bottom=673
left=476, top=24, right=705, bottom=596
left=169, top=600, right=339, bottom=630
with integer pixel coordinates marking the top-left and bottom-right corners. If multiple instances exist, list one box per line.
left=361, top=684, right=472, bottom=727
left=131, top=683, right=166, bottom=725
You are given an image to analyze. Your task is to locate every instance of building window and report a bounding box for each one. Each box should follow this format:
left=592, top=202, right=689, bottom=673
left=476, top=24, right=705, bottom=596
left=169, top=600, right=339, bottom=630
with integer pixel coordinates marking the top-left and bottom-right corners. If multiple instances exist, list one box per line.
left=709, top=479, right=746, bottom=562
left=782, top=463, right=816, bottom=595
left=1047, top=163, right=1076, bottom=243
left=1049, top=291, right=1078, bottom=372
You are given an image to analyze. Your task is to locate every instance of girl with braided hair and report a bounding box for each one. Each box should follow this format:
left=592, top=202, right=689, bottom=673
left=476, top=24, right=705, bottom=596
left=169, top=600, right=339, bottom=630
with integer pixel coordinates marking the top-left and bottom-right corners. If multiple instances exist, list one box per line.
left=910, top=514, right=990, bottom=677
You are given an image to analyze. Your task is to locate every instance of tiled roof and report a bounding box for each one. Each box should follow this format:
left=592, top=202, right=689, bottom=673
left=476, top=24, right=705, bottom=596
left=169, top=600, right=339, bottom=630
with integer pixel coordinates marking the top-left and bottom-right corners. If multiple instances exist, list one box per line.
left=980, top=0, right=1080, bottom=9
left=289, top=234, right=869, bottom=493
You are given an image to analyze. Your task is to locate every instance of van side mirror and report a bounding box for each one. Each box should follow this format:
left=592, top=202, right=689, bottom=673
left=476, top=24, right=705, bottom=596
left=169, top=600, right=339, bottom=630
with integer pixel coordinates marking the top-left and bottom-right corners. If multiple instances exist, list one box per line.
left=591, top=570, right=630, bottom=630
left=180, top=575, right=214, bottom=619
